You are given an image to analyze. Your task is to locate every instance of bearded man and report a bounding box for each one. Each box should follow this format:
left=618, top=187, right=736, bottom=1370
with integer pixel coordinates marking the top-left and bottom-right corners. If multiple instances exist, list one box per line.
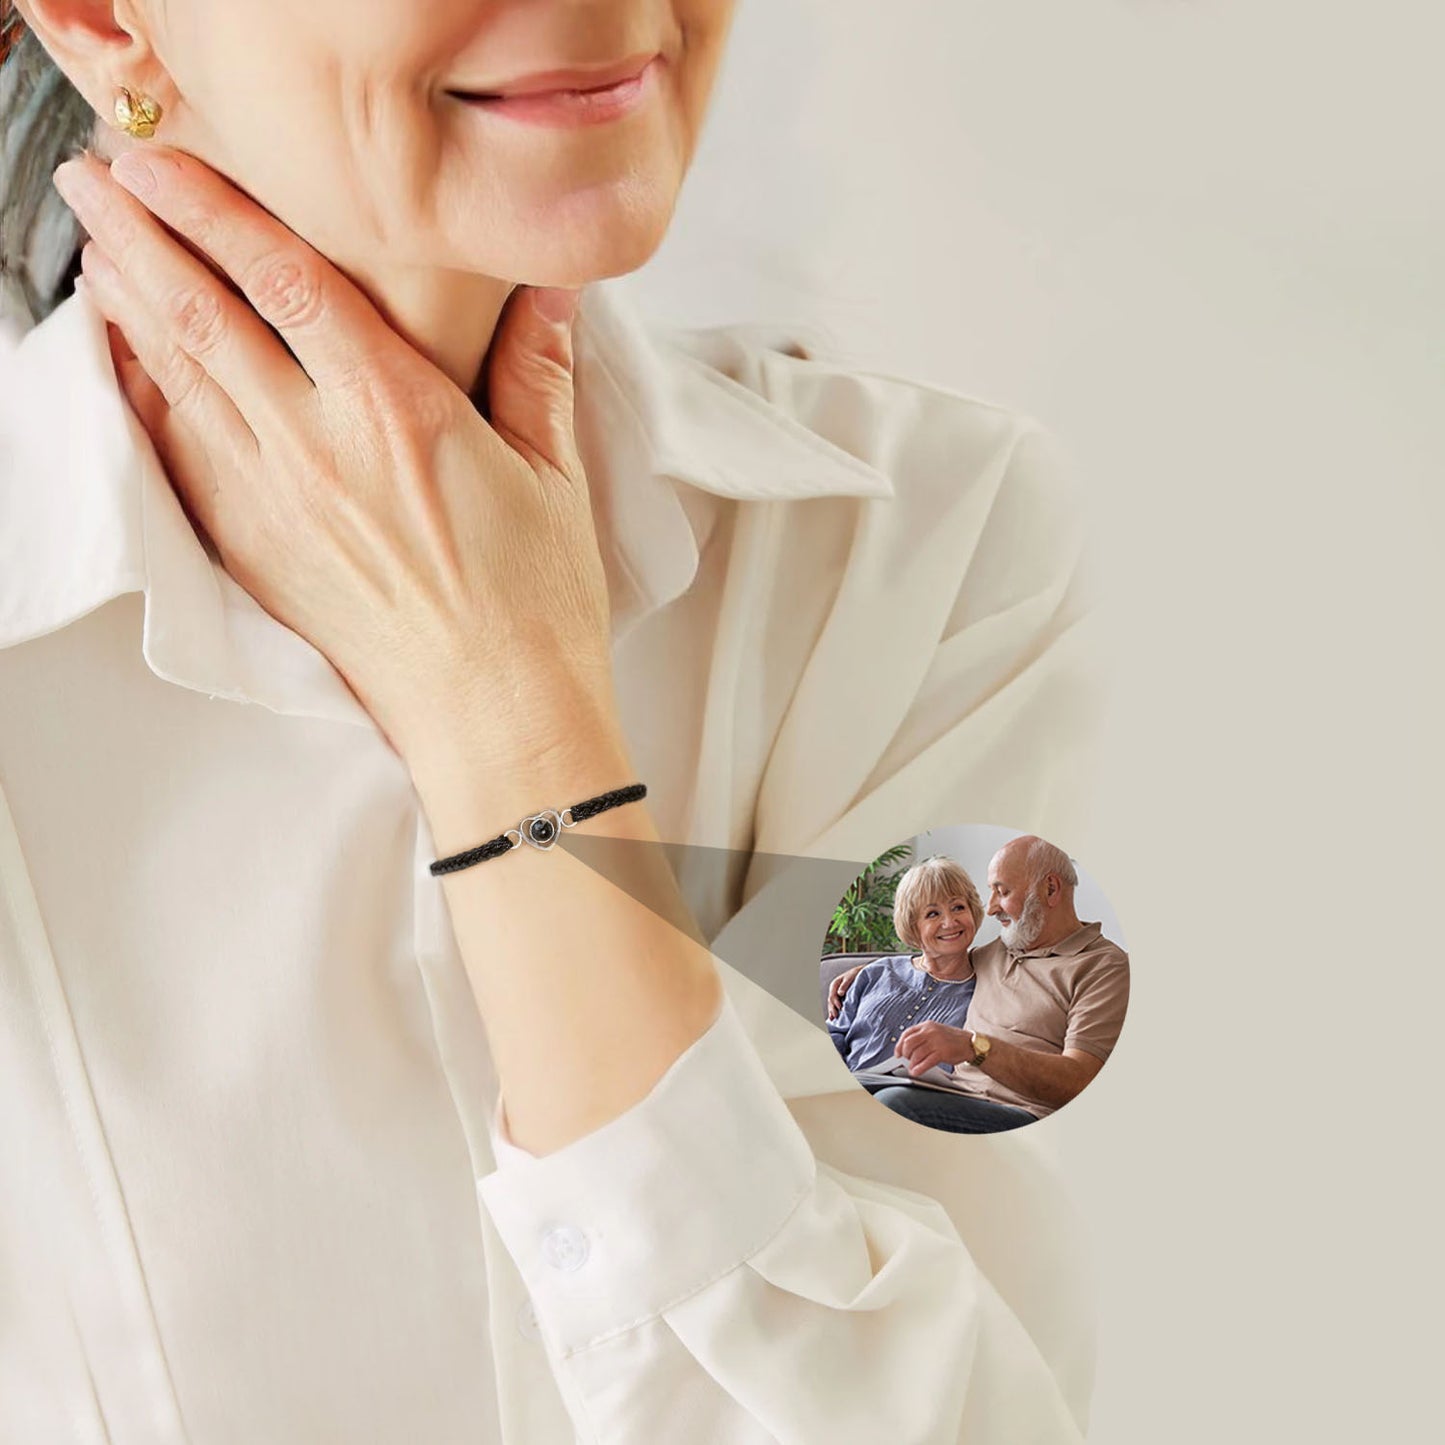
left=828, top=835, right=1130, bottom=1134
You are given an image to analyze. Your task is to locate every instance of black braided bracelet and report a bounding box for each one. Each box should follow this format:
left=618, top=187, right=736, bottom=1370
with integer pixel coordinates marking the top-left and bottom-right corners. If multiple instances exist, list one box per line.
left=428, top=783, right=647, bottom=877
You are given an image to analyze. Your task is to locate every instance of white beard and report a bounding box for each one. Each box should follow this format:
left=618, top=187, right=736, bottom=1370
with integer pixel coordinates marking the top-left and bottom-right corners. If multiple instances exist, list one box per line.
left=999, top=891, right=1046, bottom=951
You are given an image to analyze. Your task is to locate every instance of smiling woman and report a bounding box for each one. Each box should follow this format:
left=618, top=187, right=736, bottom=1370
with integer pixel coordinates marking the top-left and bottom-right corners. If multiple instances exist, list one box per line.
left=451, top=51, right=664, bottom=126
left=0, top=2, right=1100, bottom=1441
left=2, top=0, right=731, bottom=378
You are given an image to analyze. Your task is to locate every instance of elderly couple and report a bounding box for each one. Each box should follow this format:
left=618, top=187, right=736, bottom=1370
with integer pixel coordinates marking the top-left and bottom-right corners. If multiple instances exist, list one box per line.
left=826, top=835, right=1129, bottom=1133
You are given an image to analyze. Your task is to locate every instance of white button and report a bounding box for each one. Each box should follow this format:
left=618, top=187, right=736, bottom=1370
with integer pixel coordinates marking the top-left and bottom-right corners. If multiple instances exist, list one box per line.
left=542, top=1225, right=590, bottom=1272
left=515, top=1298, right=542, bottom=1341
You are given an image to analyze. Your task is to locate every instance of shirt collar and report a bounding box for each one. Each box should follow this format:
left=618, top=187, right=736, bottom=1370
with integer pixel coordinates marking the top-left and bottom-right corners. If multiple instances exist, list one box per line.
left=0, top=282, right=891, bottom=728
left=1008, top=920, right=1105, bottom=961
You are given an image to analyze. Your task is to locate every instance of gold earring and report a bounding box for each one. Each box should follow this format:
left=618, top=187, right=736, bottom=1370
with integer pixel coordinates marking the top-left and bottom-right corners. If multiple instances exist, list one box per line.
left=113, top=87, right=163, bottom=140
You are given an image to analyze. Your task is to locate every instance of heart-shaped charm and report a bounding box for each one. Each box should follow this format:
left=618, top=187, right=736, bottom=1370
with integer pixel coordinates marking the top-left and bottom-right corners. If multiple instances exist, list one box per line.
left=519, top=809, right=563, bottom=850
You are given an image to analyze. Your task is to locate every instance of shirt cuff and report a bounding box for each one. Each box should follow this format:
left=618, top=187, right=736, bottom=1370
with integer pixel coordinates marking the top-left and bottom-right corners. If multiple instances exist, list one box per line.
left=476, top=993, right=816, bottom=1355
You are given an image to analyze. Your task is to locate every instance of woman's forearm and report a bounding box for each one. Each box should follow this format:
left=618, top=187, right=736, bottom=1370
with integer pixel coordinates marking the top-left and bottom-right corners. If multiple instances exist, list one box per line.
left=406, top=709, right=723, bottom=1158
left=54, top=141, right=729, bottom=1160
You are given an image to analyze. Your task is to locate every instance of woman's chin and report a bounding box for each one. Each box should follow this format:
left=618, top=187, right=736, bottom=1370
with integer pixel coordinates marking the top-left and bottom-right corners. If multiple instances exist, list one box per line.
left=448, top=170, right=681, bottom=288
left=549, top=226, right=668, bottom=287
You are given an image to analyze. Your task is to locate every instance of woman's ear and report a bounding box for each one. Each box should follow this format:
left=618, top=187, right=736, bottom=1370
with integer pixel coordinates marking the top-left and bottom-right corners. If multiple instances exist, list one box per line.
left=17, top=0, right=169, bottom=123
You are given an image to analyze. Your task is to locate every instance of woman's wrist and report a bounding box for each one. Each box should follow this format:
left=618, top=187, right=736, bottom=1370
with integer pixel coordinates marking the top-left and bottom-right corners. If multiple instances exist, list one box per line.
left=401, top=689, right=636, bottom=858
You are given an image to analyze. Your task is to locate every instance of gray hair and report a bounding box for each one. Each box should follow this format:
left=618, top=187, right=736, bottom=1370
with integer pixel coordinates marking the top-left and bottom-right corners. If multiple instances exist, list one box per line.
left=1, top=24, right=92, bottom=331
left=1022, top=837, right=1079, bottom=890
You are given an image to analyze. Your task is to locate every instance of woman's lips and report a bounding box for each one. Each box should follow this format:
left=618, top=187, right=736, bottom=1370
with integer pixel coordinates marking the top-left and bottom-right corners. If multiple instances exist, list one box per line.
left=454, top=55, right=661, bottom=128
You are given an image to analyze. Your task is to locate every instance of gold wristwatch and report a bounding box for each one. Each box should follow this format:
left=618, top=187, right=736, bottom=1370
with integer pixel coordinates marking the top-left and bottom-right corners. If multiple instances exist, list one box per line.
left=969, top=1034, right=992, bottom=1068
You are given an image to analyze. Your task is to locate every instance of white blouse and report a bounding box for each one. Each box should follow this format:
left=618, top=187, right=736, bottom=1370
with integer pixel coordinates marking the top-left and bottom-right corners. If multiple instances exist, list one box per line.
left=0, top=282, right=1099, bottom=1443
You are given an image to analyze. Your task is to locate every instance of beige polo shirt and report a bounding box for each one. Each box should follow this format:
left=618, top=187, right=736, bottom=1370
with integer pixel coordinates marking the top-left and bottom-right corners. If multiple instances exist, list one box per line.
left=952, top=922, right=1129, bottom=1118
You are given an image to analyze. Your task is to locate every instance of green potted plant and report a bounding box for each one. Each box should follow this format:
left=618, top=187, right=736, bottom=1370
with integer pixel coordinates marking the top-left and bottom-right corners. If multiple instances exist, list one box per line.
left=823, top=843, right=913, bottom=955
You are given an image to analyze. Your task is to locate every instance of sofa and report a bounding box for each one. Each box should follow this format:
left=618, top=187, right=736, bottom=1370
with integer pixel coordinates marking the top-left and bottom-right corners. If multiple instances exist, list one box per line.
left=817, top=950, right=896, bottom=1017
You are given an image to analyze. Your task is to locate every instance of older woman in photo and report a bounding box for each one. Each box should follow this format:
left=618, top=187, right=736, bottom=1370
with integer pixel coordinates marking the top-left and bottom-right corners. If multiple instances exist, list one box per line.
left=828, top=856, right=982, bottom=1075
left=0, top=2, right=1097, bottom=1440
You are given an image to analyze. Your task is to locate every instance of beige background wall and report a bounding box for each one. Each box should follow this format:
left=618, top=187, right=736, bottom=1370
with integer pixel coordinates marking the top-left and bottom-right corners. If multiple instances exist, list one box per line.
left=625, top=2, right=1442, bottom=1438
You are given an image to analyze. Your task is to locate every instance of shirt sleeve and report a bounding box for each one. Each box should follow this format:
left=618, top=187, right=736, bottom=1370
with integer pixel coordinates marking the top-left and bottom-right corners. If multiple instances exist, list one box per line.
left=824, top=963, right=867, bottom=1059
left=1062, top=954, right=1131, bottom=1062
left=477, top=992, right=1083, bottom=1444
left=477, top=398, right=1097, bottom=1441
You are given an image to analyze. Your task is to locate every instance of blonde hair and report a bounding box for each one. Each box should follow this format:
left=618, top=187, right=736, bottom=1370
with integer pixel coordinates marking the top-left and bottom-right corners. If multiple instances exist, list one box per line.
left=892, top=856, right=984, bottom=950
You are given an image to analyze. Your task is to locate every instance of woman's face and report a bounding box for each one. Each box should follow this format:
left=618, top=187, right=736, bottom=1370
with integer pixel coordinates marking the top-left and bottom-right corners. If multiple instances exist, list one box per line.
left=915, top=895, right=978, bottom=962
left=136, top=0, right=736, bottom=284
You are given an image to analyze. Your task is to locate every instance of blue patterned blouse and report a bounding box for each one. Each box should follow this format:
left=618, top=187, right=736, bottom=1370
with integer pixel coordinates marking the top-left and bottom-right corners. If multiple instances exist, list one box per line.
left=826, top=954, right=977, bottom=1072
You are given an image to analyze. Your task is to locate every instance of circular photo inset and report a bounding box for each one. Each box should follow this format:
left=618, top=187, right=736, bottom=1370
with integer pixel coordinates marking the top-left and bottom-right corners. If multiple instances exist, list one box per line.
left=820, top=824, right=1128, bottom=1133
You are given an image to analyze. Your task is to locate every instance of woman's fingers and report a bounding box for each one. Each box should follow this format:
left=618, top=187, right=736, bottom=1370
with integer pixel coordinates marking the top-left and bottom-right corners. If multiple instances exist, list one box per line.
left=53, top=154, right=298, bottom=429
left=103, top=146, right=405, bottom=391
left=484, top=286, right=582, bottom=476
left=78, top=243, right=248, bottom=453
left=110, top=342, right=217, bottom=548
left=78, top=250, right=252, bottom=550
left=104, top=317, right=170, bottom=439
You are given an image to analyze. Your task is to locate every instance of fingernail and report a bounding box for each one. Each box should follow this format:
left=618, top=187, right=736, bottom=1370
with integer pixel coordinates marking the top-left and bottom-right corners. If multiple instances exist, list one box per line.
left=533, top=287, right=579, bottom=325
left=110, top=151, right=158, bottom=200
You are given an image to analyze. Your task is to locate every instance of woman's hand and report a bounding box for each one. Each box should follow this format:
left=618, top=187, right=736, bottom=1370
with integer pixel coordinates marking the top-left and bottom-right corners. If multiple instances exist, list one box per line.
left=49, top=148, right=727, bottom=1158
left=51, top=147, right=614, bottom=769
left=897, top=1020, right=972, bottom=1075
left=827, top=963, right=866, bottom=1019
